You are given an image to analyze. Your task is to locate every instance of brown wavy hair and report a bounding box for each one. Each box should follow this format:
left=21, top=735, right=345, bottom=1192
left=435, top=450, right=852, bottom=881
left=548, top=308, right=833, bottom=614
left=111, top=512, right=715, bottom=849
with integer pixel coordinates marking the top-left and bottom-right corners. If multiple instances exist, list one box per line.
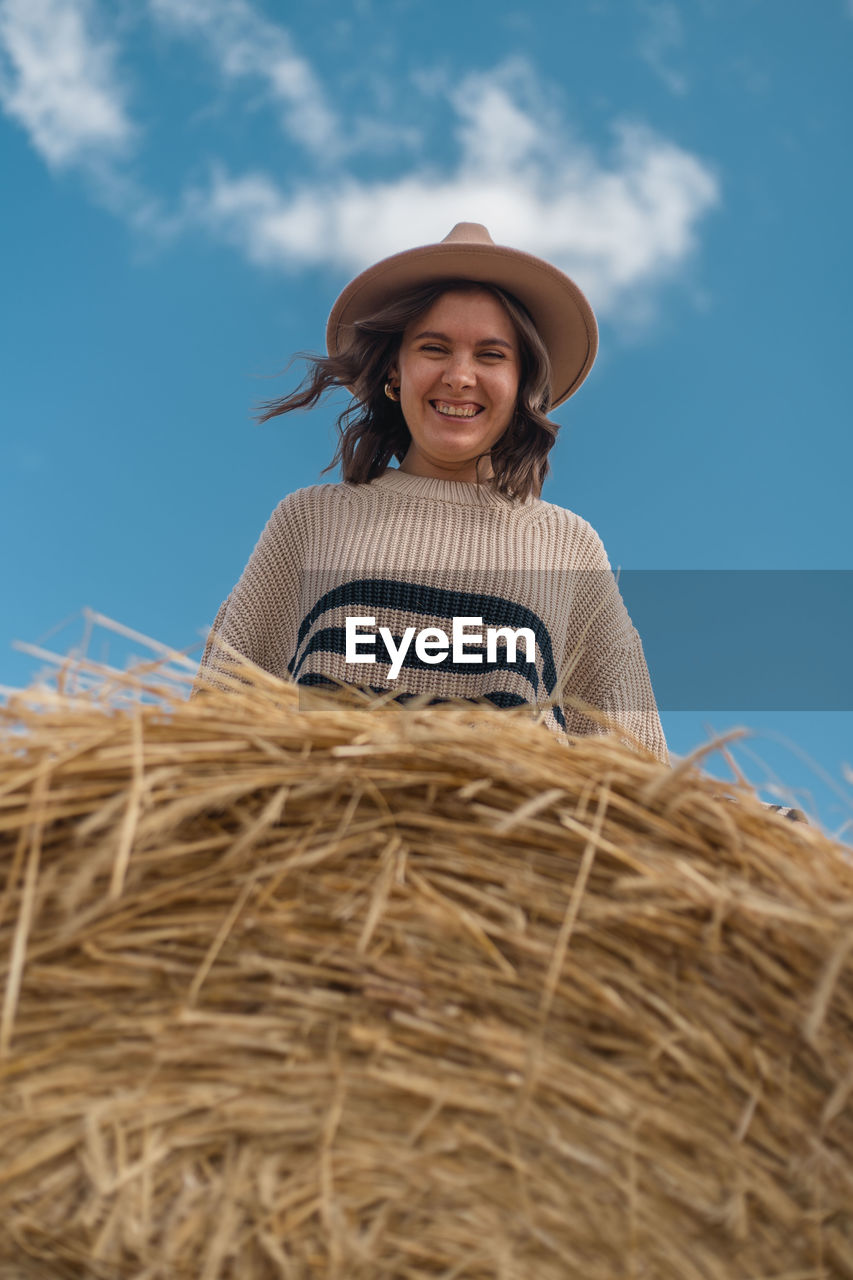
left=256, top=280, right=556, bottom=501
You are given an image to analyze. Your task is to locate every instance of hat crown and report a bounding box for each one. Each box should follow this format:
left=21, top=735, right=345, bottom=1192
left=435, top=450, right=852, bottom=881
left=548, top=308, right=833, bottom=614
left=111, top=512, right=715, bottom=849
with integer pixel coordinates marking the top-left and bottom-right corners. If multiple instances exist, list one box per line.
left=440, top=222, right=495, bottom=247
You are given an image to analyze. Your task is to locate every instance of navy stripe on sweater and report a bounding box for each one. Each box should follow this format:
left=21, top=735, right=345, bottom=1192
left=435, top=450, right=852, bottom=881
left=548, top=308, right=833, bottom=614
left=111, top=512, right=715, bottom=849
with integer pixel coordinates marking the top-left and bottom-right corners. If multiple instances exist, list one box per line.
left=288, top=577, right=565, bottom=729
left=296, top=673, right=538, bottom=714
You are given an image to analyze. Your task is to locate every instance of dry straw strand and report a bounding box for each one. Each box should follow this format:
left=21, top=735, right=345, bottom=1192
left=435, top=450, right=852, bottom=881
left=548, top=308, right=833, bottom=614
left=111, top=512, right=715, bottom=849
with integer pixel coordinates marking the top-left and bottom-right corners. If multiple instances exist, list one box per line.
left=1, top=768, right=49, bottom=1058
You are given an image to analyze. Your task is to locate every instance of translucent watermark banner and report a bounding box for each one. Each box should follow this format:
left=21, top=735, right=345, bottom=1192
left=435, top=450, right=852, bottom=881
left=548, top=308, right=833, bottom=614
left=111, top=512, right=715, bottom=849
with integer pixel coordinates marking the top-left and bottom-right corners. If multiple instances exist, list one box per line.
left=618, top=570, right=853, bottom=710
left=288, top=569, right=852, bottom=712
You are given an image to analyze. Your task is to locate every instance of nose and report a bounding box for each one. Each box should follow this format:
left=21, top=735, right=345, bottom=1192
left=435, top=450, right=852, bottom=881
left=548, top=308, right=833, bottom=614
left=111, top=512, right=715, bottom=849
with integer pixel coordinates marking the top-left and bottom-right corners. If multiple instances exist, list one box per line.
left=441, top=351, right=476, bottom=391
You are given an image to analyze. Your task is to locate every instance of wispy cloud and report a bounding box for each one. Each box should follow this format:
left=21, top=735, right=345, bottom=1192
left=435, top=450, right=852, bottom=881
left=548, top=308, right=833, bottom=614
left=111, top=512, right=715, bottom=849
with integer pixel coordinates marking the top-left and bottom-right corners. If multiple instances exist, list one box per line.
left=186, top=63, right=720, bottom=319
left=638, top=1, right=688, bottom=96
left=0, top=2, right=719, bottom=327
left=0, top=0, right=133, bottom=168
left=147, top=0, right=340, bottom=156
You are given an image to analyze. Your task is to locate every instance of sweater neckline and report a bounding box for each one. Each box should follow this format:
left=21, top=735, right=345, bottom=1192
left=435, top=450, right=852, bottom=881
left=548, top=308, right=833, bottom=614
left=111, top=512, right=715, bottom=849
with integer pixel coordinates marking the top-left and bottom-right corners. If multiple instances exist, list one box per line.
left=369, top=467, right=527, bottom=508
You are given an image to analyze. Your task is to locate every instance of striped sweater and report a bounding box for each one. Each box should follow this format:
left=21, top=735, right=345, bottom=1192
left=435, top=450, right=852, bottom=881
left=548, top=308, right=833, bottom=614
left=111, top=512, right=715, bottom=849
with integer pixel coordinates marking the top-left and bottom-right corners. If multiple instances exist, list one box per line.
left=194, top=469, right=667, bottom=762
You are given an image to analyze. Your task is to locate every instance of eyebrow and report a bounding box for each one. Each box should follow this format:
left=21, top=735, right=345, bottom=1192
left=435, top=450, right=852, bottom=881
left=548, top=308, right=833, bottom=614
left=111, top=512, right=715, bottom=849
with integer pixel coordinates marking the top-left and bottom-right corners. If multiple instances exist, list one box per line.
left=412, top=329, right=514, bottom=349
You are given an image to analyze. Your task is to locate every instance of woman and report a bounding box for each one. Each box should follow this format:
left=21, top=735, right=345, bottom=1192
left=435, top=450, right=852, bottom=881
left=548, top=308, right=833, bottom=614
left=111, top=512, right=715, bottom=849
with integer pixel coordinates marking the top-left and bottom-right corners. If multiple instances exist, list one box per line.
left=194, top=223, right=667, bottom=763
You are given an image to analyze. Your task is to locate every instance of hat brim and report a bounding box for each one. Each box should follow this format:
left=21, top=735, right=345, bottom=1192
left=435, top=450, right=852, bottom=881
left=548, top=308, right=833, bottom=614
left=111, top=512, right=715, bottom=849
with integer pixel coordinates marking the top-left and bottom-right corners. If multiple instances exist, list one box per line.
left=325, top=240, right=598, bottom=409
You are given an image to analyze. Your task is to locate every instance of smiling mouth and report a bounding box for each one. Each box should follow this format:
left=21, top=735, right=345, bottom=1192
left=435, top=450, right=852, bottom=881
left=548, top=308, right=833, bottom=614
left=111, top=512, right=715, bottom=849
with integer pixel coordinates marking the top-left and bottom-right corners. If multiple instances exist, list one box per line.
left=431, top=400, right=483, bottom=419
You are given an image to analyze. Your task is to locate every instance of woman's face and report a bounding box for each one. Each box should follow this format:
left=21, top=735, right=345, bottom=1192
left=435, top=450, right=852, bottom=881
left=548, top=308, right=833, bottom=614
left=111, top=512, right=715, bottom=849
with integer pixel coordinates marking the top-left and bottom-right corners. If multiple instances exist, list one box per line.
left=390, top=288, right=521, bottom=483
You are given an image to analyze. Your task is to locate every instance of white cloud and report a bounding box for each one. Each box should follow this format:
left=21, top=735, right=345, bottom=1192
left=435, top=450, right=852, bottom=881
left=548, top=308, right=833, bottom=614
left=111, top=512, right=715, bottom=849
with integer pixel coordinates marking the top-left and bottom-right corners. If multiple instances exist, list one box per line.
left=0, top=0, right=133, bottom=168
left=0, top=0, right=719, bottom=330
left=185, top=68, right=720, bottom=319
left=638, top=1, right=688, bottom=96
left=147, top=0, right=340, bottom=155
left=452, top=66, right=547, bottom=173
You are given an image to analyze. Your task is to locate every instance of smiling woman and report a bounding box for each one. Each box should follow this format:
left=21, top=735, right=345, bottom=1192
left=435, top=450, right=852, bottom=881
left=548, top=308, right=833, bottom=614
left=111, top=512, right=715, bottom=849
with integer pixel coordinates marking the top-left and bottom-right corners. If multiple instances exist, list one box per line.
left=193, top=223, right=667, bottom=762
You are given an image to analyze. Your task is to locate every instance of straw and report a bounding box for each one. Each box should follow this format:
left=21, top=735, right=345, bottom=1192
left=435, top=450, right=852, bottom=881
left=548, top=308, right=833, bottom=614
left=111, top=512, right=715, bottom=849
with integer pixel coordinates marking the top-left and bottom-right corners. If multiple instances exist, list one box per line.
left=1, top=647, right=852, bottom=1278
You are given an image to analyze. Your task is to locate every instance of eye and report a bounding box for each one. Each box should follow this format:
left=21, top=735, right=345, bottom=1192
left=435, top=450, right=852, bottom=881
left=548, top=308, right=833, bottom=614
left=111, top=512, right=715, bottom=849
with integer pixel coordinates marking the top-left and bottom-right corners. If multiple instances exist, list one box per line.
left=420, top=343, right=446, bottom=353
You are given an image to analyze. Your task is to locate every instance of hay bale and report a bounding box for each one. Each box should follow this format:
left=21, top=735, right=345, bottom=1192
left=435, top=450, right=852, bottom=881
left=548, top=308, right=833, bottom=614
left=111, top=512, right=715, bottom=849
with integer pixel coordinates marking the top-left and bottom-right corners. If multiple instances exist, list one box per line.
left=1, top=658, right=852, bottom=1278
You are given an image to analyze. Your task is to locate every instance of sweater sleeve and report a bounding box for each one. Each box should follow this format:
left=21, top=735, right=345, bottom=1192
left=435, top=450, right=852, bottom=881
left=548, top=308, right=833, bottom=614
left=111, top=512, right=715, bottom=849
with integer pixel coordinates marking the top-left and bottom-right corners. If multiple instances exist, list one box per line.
left=191, top=497, right=304, bottom=698
left=559, top=527, right=668, bottom=764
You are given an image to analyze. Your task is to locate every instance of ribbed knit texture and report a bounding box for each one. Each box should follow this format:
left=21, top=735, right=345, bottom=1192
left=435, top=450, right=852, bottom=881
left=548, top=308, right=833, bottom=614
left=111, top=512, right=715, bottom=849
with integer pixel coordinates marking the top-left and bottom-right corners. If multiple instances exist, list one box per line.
left=195, top=469, right=667, bottom=762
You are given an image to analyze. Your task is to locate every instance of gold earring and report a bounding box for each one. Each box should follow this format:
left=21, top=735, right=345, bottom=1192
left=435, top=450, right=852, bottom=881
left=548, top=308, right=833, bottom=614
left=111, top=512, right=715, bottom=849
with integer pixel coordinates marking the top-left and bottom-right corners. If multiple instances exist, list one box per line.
left=384, top=381, right=400, bottom=402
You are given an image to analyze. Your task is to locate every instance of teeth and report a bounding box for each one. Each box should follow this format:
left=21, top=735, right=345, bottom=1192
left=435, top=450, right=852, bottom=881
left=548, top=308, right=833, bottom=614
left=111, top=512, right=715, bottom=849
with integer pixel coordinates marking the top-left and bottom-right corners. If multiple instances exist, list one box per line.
left=434, top=402, right=480, bottom=418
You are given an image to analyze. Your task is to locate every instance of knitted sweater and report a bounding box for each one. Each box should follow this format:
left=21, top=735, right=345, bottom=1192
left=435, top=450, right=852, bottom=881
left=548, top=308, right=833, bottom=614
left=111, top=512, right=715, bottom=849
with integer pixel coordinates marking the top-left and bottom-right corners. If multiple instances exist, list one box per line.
left=194, top=469, right=667, bottom=762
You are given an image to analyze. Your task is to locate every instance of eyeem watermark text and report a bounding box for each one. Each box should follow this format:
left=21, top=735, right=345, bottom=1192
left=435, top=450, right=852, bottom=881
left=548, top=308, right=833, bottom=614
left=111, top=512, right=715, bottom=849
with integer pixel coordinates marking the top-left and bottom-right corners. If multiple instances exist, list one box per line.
left=345, top=616, right=536, bottom=680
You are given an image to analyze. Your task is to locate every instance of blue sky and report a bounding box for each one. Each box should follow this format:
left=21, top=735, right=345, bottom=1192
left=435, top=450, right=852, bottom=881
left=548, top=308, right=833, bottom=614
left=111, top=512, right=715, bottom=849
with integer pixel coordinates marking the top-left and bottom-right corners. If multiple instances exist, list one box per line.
left=1, top=0, right=851, bottom=836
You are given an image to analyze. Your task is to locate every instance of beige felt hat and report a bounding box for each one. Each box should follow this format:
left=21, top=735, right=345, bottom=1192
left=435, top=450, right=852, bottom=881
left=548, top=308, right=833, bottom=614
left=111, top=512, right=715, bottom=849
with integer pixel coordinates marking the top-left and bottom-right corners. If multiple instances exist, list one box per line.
left=325, top=222, right=598, bottom=409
